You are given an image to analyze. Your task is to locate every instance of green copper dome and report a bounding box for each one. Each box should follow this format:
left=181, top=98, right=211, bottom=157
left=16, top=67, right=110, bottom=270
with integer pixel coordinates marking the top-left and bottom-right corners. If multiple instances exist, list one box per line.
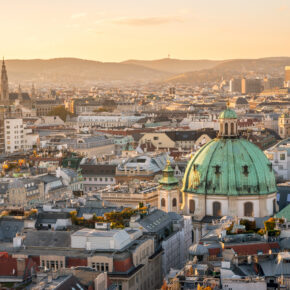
left=219, top=108, right=237, bottom=119
left=182, top=138, right=276, bottom=196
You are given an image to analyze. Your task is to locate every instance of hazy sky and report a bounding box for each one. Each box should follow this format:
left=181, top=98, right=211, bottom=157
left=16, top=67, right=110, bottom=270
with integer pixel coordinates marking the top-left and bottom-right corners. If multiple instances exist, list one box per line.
left=0, top=0, right=289, bottom=61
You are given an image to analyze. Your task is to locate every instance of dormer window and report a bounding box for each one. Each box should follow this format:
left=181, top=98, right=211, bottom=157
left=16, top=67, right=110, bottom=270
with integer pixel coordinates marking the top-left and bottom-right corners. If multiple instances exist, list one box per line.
left=243, top=165, right=249, bottom=175
left=214, top=165, right=221, bottom=174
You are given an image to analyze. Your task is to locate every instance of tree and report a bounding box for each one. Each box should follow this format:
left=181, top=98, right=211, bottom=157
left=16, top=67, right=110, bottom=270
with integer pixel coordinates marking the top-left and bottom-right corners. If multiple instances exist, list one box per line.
left=48, top=105, right=73, bottom=121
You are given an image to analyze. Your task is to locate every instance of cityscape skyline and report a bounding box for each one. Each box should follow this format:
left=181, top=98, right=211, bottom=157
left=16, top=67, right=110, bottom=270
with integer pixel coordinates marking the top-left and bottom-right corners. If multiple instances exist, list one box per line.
left=0, top=0, right=290, bottom=61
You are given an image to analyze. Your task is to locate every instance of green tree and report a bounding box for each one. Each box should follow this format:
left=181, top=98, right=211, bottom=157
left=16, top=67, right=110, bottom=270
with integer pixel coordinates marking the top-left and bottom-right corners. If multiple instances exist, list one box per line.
left=48, top=105, right=73, bottom=121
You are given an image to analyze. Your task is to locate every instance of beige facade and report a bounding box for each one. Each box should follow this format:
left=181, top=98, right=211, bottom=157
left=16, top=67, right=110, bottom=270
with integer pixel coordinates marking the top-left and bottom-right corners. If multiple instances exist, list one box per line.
left=278, top=114, right=290, bottom=138
left=40, top=255, right=66, bottom=271
left=159, top=188, right=180, bottom=213
left=73, top=143, right=115, bottom=158
left=139, top=133, right=175, bottom=149
left=8, top=181, right=45, bottom=206
left=87, top=255, right=113, bottom=272
left=98, top=190, right=158, bottom=208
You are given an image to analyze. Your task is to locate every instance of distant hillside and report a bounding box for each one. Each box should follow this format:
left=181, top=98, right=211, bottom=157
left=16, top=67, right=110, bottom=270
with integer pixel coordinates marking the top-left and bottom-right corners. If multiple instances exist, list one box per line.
left=4, top=58, right=171, bottom=84
left=123, top=58, right=221, bottom=74
left=166, top=57, right=290, bottom=84
left=3, top=57, right=290, bottom=85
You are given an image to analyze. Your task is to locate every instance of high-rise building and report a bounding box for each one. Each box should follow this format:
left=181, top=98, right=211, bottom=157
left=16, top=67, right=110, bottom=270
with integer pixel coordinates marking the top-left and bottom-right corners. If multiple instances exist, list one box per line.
left=229, top=78, right=242, bottom=93
left=241, top=78, right=263, bottom=94
left=0, top=58, right=9, bottom=104
left=263, top=77, right=284, bottom=90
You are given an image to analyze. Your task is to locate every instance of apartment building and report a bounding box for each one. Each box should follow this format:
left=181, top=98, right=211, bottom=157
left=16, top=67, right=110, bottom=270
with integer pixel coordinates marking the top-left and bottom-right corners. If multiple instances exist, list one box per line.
left=4, top=118, right=39, bottom=153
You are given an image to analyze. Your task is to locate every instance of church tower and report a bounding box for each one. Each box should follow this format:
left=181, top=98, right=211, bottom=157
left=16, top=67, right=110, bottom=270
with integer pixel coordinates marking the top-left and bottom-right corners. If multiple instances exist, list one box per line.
left=18, top=84, right=22, bottom=102
left=31, top=84, right=36, bottom=99
left=0, top=58, right=9, bottom=104
left=158, top=160, right=180, bottom=213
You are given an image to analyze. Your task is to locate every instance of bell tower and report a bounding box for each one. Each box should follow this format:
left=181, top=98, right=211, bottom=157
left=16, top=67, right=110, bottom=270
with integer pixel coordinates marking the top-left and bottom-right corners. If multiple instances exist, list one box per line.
left=158, top=160, right=180, bottom=213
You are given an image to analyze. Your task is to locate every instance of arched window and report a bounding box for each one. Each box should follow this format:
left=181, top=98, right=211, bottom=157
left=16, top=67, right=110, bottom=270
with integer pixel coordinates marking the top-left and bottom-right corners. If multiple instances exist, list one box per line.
left=213, top=201, right=221, bottom=216
left=172, top=198, right=177, bottom=207
left=231, top=123, right=234, bottom=135
left=161, top=198, right=166, bottom=207
left=244, top=202, right=253, bottom=217
left=189, top=199, right=195, bottom=214
left=220, top=123, right=223, bottom=134
left=273, top=199, right=276, bottom=214
left=225, top=123, right=228, bottom=135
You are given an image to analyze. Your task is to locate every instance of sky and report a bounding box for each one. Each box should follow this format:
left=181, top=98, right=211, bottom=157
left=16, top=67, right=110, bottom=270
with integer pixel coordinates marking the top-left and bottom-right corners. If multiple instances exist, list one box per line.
left=0, top=0, right=289, bottom=62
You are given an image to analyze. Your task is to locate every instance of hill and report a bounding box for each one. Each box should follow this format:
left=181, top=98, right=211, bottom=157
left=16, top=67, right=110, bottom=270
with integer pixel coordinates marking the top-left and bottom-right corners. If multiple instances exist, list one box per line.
left=3, top=57, right=290, bottom=85
left=166, top=57, right=290, bottom=84
left=122, top=58, right=221, bottom=74
left=4, top=58, right=171, bottom=84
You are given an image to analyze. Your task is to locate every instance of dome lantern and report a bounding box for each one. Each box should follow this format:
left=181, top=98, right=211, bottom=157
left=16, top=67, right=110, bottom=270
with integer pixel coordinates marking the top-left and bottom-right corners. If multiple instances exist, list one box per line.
left=218, top=102, right=238, bottom=138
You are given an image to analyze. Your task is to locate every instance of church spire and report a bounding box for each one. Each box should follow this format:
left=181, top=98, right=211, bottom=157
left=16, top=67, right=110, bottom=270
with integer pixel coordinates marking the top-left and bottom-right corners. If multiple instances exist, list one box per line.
left=0, top=57, right=9, bottom=104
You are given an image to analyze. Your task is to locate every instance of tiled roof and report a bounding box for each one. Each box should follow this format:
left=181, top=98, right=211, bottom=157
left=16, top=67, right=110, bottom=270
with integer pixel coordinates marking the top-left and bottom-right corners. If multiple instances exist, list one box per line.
left=224, top=242, right=279, bottom=256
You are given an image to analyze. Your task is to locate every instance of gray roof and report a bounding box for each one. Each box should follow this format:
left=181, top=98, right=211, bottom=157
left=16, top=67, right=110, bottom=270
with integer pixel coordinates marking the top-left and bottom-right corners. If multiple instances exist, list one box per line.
left=24, top=231, right=71, bottom=248
left=77, top=207, right=119, bottom=218
left=260, top=253, right=290, bottom=276
left=0, top=182, right=9, bottom=194
left=61, top=168, right=78, bottom=178
left=138, top=209, right=172, bottom=232
left=189, top=244, right=209, bottom=256
left=37, top=174, right=61, bottom=184
left=0, top=219, right=25, bottom=242
left=37, top=212, right=71, bottom=223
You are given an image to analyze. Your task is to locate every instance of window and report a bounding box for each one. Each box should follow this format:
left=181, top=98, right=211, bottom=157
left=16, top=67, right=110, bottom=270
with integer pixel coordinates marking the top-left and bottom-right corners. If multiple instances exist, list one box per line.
left=280, top=153, right=286, bottom=161
left=172, top=198, right=177, bottom=207
left=213, top=201, right=221, bottom=216
left=273, top=199, right=276, bottom=214
left=243, top=165, right=249, bottom=175
left=215, top=165, right=221, bottom=174
left=153, top=136, right=159, bottom=140
left=244, top=202, right=253, bottom=217
left=189, top=200, right=195, bottom=214
left=225, top=123, right=228, bottom=135
left=231, top=123, right=234, bottom=135
left=161, top=198, right=166, bottom=207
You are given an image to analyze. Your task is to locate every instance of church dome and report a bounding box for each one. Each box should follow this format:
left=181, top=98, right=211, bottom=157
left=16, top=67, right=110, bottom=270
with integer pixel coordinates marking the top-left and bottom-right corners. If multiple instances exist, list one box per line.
left=182, top=137, right=277, bottom=196
left=219, top=108, right=237, bottom=119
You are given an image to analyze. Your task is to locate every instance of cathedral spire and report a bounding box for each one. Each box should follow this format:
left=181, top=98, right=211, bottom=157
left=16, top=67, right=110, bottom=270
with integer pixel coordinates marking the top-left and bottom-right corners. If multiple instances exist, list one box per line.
left=0, top=57, right=9, bottom=104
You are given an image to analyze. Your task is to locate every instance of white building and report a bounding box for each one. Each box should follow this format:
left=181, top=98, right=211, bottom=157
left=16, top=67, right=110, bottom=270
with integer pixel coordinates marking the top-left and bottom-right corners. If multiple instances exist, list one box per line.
left=265, top=138, right=290, bottom=182
left=4, top=118, right=39, bottom=153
